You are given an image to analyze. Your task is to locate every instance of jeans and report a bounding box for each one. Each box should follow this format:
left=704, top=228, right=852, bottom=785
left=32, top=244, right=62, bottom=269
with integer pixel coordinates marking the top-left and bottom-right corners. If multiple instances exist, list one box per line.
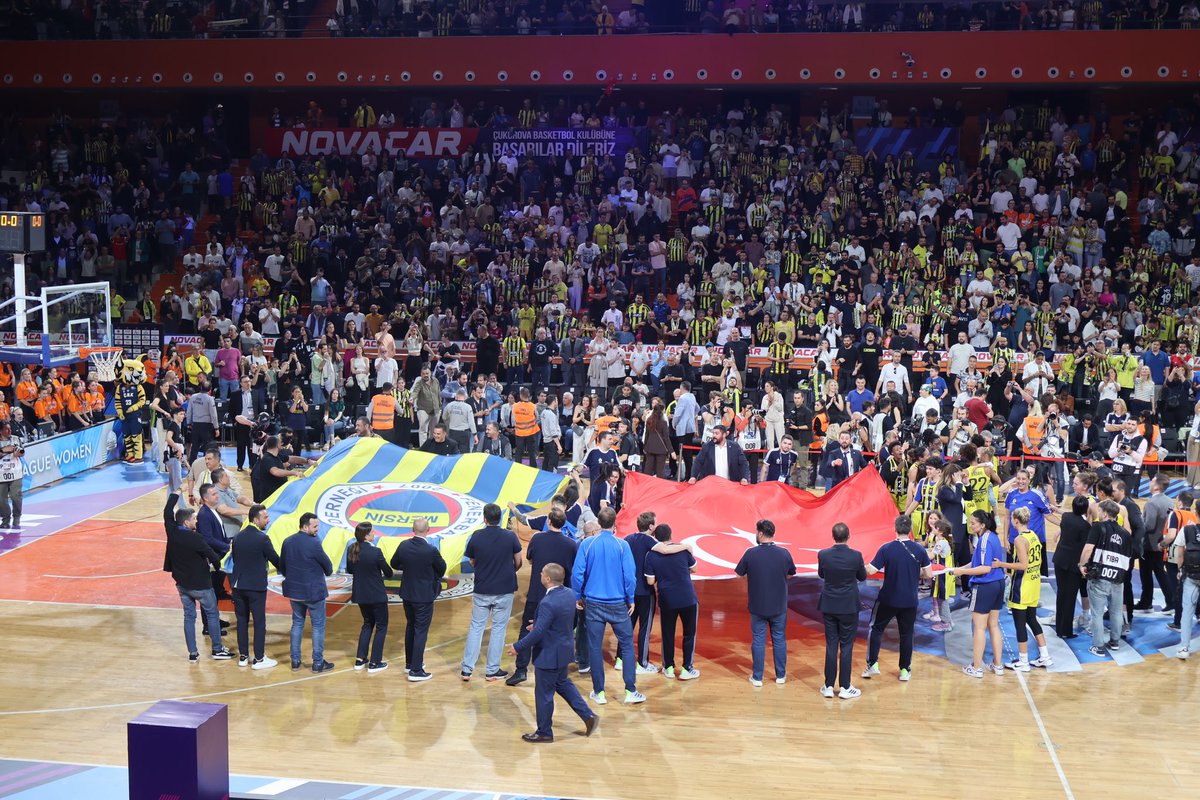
left=310, top=384, right=325, bottom=405
left=356, top=602, right=389, bottom=665
left=823, top=612, right=857, bottom=689
left=166, top=455, right=183, bottom=495
left=289, top=599, right=327, bottom=666
left=1181, top=578, right=1200, bottom=648
left=531, top=364, right=552, bottom=393
left=585, top=600, right=637, bottom=694
left=233, top=588, right=267, bottom=660
left=219, top=378, right=239, bottom=400
left=178, top=585, right=221, bottom=656
left=1088, top=578, right=1125, bottom=649
left=461, top=592, right=514, bottom=676
left=750, top=611, right=788, bottom=681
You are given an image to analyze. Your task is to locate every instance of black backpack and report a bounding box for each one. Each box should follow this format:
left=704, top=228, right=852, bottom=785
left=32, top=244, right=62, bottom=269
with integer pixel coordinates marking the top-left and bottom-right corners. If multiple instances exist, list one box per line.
left=1183, top=524, right=1200, bottom=580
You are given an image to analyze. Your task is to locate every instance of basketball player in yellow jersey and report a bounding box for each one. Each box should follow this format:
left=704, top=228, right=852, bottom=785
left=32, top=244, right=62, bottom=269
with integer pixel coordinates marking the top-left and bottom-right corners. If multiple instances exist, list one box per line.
left=960, top=443, right=1000, bottom=520
left=993, top=507, right=1053, bottom=671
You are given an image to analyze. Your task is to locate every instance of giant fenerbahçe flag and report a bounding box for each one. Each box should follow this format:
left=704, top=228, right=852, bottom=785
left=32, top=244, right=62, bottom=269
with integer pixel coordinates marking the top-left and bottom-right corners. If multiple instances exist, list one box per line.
left=246, top=437, right=567, bottom=575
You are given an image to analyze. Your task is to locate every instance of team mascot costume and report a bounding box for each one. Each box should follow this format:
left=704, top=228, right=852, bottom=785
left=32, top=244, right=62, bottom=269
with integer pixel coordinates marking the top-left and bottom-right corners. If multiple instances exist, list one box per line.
left=114, top=358, right=147, bottom=463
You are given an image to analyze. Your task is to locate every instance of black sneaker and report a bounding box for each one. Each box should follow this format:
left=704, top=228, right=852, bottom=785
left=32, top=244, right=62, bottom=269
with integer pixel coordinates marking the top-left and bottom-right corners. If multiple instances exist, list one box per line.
left=211, top=647, right=234, bottom=660
left=1167, top=622, right=1182, bottom=631
left=460, top=670, right=472, bottom=681
left=0, top=519, right=10, bottom=528
left=505, top=670, right=528, bottom=686
left=408, top=669, right=433, bottom=682
left=1087, top=645, right=1108, bottom=657
left=291, top=660, right=302, bottom=672
left=1105, top=640, right=1120, bottom=651
left=188, top=652, right=199, bottom=664
left=354, top=658, right=368, bottom=672
left=367, top=661, right=389, bottom=675
left=312, top=661, right=335, bottom=673
left=219, top=619, right=231, bottom=630
left=238, top=655, right=250, bottom=667
left=485, top=669, right=510, bottom=682
left=10, top=519, right=19, bottom=529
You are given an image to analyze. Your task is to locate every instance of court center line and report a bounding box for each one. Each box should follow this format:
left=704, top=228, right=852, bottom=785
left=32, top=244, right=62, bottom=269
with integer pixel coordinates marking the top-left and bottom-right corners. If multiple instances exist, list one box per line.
left=1016, top=671, right=1076, bottom=800
left=0, top=633, right=467, bottom=717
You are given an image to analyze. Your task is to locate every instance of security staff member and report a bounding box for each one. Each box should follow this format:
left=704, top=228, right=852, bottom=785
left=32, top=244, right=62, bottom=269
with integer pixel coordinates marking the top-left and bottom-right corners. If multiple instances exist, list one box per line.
left=368, top=382, right=398, bottom=444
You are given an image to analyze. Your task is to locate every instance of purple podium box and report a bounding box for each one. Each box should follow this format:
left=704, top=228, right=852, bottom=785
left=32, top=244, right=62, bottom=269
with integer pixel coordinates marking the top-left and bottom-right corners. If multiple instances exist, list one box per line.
left=128, top=700, right=229, bottom=800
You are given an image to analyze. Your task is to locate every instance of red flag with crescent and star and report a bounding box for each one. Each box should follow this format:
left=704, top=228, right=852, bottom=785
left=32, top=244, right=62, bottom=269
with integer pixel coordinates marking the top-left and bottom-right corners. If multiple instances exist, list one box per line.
left=616, top=465, right=900, bottom=579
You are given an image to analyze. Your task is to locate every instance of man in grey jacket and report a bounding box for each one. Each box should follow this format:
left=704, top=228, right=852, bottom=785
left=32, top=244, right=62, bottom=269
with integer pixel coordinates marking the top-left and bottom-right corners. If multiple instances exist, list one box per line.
left=1137, top=474, right=1177, bottom=612
left=411, top=366, right=443, bottom=447
left=186, top=382, right=218, bottom=462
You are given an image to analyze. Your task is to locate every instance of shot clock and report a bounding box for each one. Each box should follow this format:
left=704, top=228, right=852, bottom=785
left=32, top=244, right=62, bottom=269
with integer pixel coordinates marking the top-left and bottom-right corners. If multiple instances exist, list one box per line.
left=0, top=212, right=46, bottom=254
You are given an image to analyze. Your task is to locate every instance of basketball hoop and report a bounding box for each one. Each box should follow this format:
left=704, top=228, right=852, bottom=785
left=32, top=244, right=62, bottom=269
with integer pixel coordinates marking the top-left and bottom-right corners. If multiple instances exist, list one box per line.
left=81, top=346, right=124, bottom=381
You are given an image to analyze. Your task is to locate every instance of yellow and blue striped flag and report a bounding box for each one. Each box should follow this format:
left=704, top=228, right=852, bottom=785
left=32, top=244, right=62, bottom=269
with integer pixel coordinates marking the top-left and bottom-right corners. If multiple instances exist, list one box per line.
left=237, top=437, right=566, bottom=576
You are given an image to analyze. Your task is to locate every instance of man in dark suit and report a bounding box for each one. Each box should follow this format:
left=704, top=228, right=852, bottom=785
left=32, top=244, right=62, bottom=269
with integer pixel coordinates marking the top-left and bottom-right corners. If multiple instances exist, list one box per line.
left=229, top=375, right=261, bottom=471
left=688, top=424, right=751, bottom=484
left=508, top=508, right=579, bottom=686
left=231, top=504, right=282, bottom=669
left=163, top=492, right=233, bottom=663
left=817, top=523, right=867, bottom=699
left=390, top=518, right=447, bottom=682
left=509, top=563, right=599, bottom=743
left=197, top=483, right=233, bottom=628
left=1069, top=413, right=1101, bottom=459
left=821, top=429, right=867, bottom=488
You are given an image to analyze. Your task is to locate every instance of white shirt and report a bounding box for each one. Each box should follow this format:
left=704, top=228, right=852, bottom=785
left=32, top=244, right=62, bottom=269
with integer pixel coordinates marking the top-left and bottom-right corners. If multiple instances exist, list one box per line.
left=1022, top=359, right=1053, bottom=397
left=713, top=442, right=730, bottom=479
left=947, top=342, right=976, bottom=375
left=878, top=363, right=911, bottom=395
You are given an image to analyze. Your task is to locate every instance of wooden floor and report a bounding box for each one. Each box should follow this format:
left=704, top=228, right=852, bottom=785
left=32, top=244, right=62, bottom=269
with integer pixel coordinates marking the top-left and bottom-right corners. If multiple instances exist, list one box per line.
left=0, top=487, right=1196, bottom=800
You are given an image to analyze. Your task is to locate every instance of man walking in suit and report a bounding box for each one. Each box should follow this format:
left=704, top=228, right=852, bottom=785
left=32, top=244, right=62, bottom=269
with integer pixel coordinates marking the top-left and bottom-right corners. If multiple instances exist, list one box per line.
left=230, top=504, right=282, bottom=669
left=821, top=429, right=867, bottom=488
left=280, top=512, right=335, bottom=673
left=390, top=518, right=447, bottom=681
left=230, top=376, right=261, bottom=471
left=508, top=508, right=579, bottom=686
left=196, top=483, right=232, bottom=632
left=509, top=563, right=599, bottom=743
left=818, top=523, right=867, bottom=699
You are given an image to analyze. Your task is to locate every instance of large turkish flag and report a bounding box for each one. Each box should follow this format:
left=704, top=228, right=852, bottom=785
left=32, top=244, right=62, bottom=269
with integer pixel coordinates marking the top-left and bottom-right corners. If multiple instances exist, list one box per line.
left=616, top=465, right=900, bottom=579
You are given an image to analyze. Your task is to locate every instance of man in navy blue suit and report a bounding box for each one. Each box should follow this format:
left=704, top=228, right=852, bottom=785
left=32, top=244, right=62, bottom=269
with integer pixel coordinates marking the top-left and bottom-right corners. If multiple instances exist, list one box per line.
left=509, top=563, right=599, bottom=743
left=821, top=429, right=867, bottom=488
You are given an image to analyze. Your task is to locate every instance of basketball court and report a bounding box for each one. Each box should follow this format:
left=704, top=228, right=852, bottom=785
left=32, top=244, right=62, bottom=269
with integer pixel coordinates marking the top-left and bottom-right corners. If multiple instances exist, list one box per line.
left=0, top=452, right=1196, bottom=800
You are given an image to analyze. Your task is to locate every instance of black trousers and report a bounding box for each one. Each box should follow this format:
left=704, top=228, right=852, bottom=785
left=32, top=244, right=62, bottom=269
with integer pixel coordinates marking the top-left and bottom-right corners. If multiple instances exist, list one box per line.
left=541, top=441, right=560, bottom=473
left=356, top=602, right=389, bottom=665
left=514, top=597, right=540, bottom=672
left=823, top=612, right=857, bottom=689
left=403, top=600, right=434, bottom=671
left=660, top=603, right=698, bottom=671
left=631, top=592, right=656, bottom=666
left=1054, top=561, right=1085, bottom=638
left=1138, top=549, right=1177, bottom=609
left=234, top=427, right=254, bottom=470
left=233, top=588, right=267, bottom=660
left=189, top=422, right=215, bottom=462
left=211, top=569, right=231, bottom=601
left=514, top=434, right=538, bottom=467
left=866, top=601, right=917, bottom=671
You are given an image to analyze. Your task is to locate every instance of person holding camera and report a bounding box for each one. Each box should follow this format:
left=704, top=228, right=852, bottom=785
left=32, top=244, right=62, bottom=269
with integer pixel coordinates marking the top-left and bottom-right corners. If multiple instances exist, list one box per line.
left=0, top=422, right=25, bottom=529
left=1079, top=499, right=1134, bottom=658
left=1108, top=418, right=1147, bottom=498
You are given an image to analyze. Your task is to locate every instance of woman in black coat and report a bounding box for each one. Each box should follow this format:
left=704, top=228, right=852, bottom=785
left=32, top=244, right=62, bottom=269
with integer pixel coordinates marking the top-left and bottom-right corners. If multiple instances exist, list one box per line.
left=346, top=522, right=394, bottom=673
left=1052, top=495, right=1092, bottom=640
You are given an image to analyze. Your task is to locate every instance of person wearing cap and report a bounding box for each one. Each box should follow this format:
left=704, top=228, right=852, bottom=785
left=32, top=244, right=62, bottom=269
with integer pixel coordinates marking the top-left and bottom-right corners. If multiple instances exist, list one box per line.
left=689, top=424, right=751, bottom=485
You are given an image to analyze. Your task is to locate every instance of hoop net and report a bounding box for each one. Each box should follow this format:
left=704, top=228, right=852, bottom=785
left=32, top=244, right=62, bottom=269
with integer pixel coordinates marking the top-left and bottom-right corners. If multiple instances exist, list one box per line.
left=83, top=347, right=124, bottom=381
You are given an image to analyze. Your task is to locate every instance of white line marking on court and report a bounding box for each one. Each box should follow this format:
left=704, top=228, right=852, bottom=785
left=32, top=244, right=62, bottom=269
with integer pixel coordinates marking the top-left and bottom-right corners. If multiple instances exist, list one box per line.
left=0, top=634, right=468, bottom=717
left=122, top=537, right=164, bottom=543
left=248, top=778, right=308, bottom=795
left=1017, top=670, right=1076, bottom=800
left=43, top=569, right=163, bottom=580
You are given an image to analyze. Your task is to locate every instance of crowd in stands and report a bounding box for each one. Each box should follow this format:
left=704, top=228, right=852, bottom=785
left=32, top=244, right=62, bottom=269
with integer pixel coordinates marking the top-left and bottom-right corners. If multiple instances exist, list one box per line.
left=4, top=0, right=1200, bottom=40
left=3, top=89, right=1200, bottom=495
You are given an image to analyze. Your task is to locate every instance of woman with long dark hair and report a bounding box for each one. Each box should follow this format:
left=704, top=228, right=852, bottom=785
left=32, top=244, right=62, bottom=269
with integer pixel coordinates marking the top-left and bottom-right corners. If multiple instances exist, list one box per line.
left=346, top=522, right=394, bottom=674
left=641, top=398, right=674, bottom=479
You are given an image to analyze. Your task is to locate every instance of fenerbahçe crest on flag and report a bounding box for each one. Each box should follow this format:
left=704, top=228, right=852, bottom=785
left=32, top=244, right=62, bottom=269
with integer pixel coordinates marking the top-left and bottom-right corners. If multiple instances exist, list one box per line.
left=230, top=437, right=566, bottom=583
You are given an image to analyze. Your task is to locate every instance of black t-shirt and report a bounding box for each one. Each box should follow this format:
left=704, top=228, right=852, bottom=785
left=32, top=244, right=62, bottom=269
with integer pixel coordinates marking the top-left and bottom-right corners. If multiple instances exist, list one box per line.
left=465, top=525, right=522, bottom=595
left=200, top=328, right=221, bottom=349
left=251, top=451, right=287, bottom=503
left=162, top=418, right=183, bottom=460
left=526, top=530, right=578, bottom=600
left=420, top=438, right=461, bottom=456
left=734, top=543, right=797, bottom=617
left=529, top=339, right=557, bottom=366
left=1085, top=520, right=1132, bottom=583
left=723, top=339, right=749, bottom=372
left=857, top=343, right=882, bottom=385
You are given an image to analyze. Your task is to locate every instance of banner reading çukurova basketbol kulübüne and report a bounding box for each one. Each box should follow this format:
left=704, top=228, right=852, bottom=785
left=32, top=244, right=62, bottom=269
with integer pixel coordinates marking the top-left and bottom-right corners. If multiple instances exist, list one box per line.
left=20, top=420, right=118, bottom=491
left=227, top=437, right=566, bottom=576
left=480, top=127, right=635, bottom=160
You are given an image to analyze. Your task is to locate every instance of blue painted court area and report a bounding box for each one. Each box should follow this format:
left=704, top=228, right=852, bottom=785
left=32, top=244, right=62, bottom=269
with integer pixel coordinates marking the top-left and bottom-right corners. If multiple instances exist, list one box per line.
left=0, top=759, right=575, bottom=800
left=786, top=569, right=1196, bottom=673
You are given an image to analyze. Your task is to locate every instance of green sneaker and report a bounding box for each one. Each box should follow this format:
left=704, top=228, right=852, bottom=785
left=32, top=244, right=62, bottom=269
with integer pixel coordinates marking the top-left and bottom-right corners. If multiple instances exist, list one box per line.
left=614, top=658, right=623, bottom=671
left=899, top=668, right=911, bottom=682
left=589, top=690, right=607, bottom=705
left=663, top=666, right=675, bottom=679
left=861, top=662, right=880, bottom=679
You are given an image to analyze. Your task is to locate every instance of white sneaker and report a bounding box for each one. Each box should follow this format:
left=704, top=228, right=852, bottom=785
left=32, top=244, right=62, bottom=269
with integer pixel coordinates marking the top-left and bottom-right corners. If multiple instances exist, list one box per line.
left=989, top=663, right=1005, bottom=676
left=1030, top=655, right=1053, bottom=669
left=819, top=685, right=834, bottom=698
left=623, top=690, right=647, bottom=705
left=251, top=656, right=278, bottom=671
left=1177, top=648, right=1191, bottom=660
left=1006, top=659, right=1031, bottom=672
left=635, top=663, right=660, bottom=675
left=749, top=677, right=764, bottom=687
left=677, top=667, right=699, bottom=681
left=963, top=665, right=984, bottom=678
left=861, top=662, right=880, bottom=679
left=838, top=686, right=862, bottom=699
left=775, top=676, right=786, bottom=685
left=589, top=690, right=607, bottom=705
left=1073, top=614, right=1089, bottom=630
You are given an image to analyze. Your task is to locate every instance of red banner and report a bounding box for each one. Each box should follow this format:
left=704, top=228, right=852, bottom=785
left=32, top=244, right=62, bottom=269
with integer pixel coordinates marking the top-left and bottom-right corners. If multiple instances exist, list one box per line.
left=616, top=465, right=899, bottom=579
left=263, top=127, right=480, bottom=159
